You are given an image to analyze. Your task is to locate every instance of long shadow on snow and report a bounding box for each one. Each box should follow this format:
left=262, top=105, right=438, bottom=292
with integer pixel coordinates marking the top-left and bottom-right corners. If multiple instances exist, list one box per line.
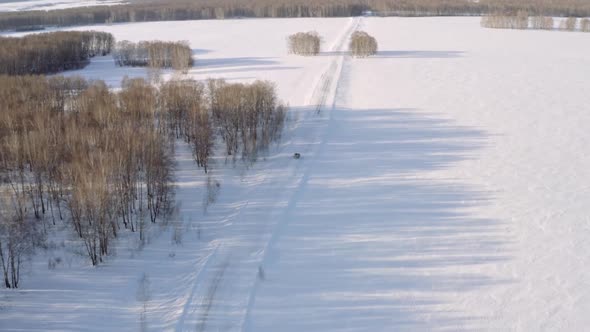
left=247, top=107, right=510, bottom=331
left=192, top=65, right=299, bottom=76
left=320, top=50, right=464, bottom=58
left=196, top=57, right=280, bottom=69
left=192, top=56, right=299, bottom=75
left=192, top=49, right=213, bottom=56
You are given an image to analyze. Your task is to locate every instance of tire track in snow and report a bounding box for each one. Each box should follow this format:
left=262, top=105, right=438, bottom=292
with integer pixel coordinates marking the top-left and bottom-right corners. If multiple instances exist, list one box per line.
left=174, top=136, right=280, bottom=332
left=174, top=145, right=273, bottom=332
left=174, top=245, right=220, bottom=332
left=241, top=16, right=362, bottom=332
left=175, top=17, right=361, bottom=332
left=196, top=260, right=230, bottom=332
left=309, top=17, right=360, bottom=111
left=174, top=173, right=268, bottom=332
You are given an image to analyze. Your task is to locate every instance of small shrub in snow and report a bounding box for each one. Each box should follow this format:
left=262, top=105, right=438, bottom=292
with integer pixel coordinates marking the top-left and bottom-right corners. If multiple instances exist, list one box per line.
left=203, top=176, right=221, bottom=212
left=172, top=222, right=183, bottom=245
left=48, top=257, right=62, bottom=270
left=258, top=266, right=265, bottom=280
left=349, top=31, right=378, bottom=57
left=288, top=31, right=321, bottom=56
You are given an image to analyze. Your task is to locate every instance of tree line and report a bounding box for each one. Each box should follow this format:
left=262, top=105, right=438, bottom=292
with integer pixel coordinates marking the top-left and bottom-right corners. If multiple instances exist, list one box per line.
left=559, top=17, right=590, bottom=31
left=531, top=16, right=554, bottom=30
left=0, top=75, right=286, bottom=288
left=481, top=11, right=530, bottom=29
left=0, top=31, right=113, bottom=75
left=482, top=12, right=590, bottom=31
left=1, top=0, right=590, bottom=31
left=113, top=40, right=193, bottom=71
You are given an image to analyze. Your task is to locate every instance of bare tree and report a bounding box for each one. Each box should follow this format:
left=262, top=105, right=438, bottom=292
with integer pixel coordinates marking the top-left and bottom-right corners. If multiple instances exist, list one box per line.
left=288, top=31, right=321, bottom=56
left=0, top=193, right=35, bottom=288
left=349, top=31, right=378, bottom=57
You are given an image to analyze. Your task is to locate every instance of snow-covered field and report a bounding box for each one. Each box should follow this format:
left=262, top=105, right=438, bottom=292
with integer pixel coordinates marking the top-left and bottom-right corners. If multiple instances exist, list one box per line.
left=0, top=0, right=125, bottom=12
left=2, top=16, right=590, bottom=331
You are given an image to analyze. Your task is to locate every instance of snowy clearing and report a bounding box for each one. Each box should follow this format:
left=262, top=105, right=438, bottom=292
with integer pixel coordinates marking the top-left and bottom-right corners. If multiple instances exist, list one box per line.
left=1, top=16, right=590, bottom=331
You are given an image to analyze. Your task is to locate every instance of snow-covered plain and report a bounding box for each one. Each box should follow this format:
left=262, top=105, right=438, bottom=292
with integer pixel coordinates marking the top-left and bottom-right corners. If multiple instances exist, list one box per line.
left=2, top=16, right=590, bottom=331
left=0, top=0, right=125, bottom=12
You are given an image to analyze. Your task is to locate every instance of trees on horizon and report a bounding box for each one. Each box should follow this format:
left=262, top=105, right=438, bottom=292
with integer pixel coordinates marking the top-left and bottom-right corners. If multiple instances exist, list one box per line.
left=2, top=0, right=590, bottom=31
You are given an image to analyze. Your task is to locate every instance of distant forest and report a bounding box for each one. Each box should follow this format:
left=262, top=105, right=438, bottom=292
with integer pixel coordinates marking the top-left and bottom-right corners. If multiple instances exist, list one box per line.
left=1, top=0, right=589, bottom=31
left=0, top=31, right=113, bottom=75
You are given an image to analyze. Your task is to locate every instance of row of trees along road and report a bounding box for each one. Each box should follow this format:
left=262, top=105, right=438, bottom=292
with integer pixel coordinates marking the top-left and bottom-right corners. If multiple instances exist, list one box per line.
left=288, top=30, right=379, bottom=57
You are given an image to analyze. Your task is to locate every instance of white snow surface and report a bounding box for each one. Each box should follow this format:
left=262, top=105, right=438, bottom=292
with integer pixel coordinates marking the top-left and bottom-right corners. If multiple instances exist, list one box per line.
left=0, top=0, right=125, bottom=12
left=2, top=16, right=590, bottom=331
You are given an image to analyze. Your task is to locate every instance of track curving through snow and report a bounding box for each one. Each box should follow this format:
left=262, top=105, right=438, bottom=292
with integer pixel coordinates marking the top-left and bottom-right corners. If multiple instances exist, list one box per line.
left=241, top=16, right=362, bottom=332
left=174, top=17, right=361, bottom=332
